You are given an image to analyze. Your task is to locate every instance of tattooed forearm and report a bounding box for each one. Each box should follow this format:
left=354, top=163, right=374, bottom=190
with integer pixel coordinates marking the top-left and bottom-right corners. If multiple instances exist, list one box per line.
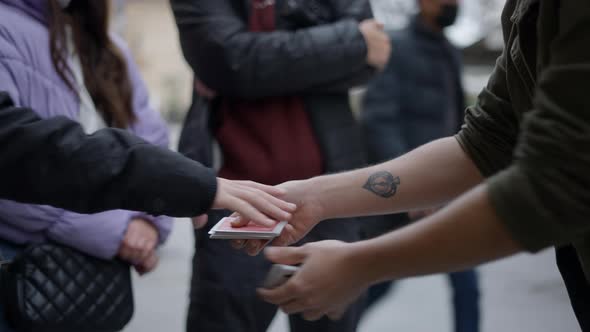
left=363, top=171, right=400, bottom=198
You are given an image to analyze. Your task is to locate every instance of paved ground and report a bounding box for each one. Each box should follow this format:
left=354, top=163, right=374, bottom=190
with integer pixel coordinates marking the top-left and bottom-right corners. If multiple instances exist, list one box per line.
left=124, top=220, right=580, bottom=332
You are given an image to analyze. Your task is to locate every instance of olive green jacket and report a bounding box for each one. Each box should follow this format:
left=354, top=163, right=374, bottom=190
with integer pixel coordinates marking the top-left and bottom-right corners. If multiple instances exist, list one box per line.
left=456, top=0, right=590, bottom=281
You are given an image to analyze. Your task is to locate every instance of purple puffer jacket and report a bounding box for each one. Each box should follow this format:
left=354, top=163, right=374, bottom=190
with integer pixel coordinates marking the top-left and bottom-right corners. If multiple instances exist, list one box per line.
left=0, top=0, right=173, bottom=259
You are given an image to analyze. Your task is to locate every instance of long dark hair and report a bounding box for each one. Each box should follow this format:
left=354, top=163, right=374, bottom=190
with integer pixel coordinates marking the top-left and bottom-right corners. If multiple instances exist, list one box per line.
left=48, top=0, right=135, bottom=128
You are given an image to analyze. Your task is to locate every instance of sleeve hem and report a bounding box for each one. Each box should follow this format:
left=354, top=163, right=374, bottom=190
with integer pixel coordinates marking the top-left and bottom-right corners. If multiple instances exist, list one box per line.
left=486, top=167, right=556, bottom=253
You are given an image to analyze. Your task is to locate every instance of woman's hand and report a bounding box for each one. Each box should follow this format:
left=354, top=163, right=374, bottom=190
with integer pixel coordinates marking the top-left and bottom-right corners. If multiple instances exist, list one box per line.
left=212, top=178, right=297, bottom=228
left=230, top=179, right=324, bottom=256
left=134, top=251, right=159, bottom=276
left=257, top=241, right=371, bottom=321
left=118, top=218, right=159, bottom=269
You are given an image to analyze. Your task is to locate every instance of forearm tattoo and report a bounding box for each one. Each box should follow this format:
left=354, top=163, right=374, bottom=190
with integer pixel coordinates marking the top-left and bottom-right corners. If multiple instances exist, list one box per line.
left=363, top=171, right=400, bottom=198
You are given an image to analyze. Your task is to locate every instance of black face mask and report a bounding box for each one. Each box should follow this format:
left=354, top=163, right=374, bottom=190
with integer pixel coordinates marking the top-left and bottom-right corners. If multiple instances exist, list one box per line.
left=436, top=4, right=459, bottom=28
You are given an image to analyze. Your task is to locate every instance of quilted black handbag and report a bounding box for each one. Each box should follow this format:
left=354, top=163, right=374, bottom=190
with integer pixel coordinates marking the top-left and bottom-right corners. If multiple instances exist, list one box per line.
left=0, top=243, right=134, bottom=332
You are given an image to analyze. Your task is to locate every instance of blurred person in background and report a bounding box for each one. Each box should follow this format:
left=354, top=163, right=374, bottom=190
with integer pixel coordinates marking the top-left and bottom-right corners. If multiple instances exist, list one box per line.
left=360, top=1, right=480, bottom=331
left=0, top=1, right=174, bottom=329
left=171, top=0, right=390, bottom=331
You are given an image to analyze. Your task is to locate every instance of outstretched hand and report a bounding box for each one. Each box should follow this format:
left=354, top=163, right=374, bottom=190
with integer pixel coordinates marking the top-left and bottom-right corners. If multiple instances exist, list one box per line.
left=230, top=179, right=325, bottom=255
left=257, top=241, right=371, bottom=321
left=207, top=178, right=297, bottom=228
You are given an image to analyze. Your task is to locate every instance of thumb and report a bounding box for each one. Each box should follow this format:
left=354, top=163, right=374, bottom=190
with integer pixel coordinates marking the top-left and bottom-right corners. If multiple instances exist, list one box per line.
left=230, top=215, right=250, bottom=228
left=264, top=246, right=306, bottom=265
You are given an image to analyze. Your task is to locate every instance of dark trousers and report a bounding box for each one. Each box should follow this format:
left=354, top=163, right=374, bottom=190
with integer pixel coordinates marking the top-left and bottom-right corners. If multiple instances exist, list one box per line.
left=448, top=270, right=480, bottom=332
left=556, top=245, right=590, bottom=331
left=187, top=210, right=365, bottom=332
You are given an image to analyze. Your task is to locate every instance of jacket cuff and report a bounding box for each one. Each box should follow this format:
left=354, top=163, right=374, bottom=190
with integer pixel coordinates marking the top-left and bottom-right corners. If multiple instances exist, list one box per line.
left=46, top=211, right=132, bottom=260
left=194, top=167, right=218, bottom=214
left=92, top=213, right=132, bottom=259
left=455, top=132, right=496, bottom=178
left=343, top=19, right=369, bottom=64
left=486, top=166, right=564, bottom=253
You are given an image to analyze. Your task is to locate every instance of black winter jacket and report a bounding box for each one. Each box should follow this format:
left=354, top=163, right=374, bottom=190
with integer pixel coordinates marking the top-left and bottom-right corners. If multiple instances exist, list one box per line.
left=171, top=0, right=372, bottom=173
left=0, top=92, right=217, bottom=217
left=361, top=18, right=465, bottom=163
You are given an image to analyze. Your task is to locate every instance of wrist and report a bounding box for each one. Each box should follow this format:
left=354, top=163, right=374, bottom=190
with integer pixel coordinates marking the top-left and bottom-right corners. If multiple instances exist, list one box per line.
left=349, top=240, right=392, bottom=287
left=212, top=177, right=224, bottom=209
left=304, top=176, right=329, bottom=221
left=345, top=241, right=382, bottom=288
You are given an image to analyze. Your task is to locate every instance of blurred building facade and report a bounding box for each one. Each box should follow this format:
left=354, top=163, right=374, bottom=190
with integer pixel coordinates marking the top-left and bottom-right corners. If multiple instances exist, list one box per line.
left=115, top=0, right=193, bottom=122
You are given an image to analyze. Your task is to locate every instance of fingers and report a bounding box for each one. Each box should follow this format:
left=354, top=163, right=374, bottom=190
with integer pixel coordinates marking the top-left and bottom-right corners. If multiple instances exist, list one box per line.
left=300, top=306, right=346, bottom=321
left=229, top=239, right=269, bottom=256
left=280, top=299, right=347, bottom=321
left=230, top=239, right=247, bottom=250
left=231, top=187, right=296, bottom=223
left=214, top=179, right=297, bottom=227
left=119, top=237, right=157, bottom=264
left=302, top=310, right=325, bottom=321
left=226, top=213, right=251, bottom=228
left=237, top=188, right=295, bottom=222
left=326, top=306, right=347, bottom=321
left=135, top=252, right=159, bottom=276
left=229, top=215, right=249, bottom=227
left=255, top=189, right=296, bottom=215
left=143, top=252, right=159, bottom=270
left=245, top=240, right=262, bottom=256
left=264, top=246, right=307, bottom=265
left=271, top=224, right=298, bottom=247
left=258, top=248, right=307, bottom=305
left=235, top=180, right=287, bottom=197
left=257, top=284, right=297, bottom=306
left=121, top=241, right=144, bottom=263
left=280, top=299, right=312, bottom=315
left=135, top=239, right=151, bottom=262
left=232, top=197, right=277, bottom=227
left=231, top=221, right=299, bottom=254
left=120, top=245, right=153, bottom=264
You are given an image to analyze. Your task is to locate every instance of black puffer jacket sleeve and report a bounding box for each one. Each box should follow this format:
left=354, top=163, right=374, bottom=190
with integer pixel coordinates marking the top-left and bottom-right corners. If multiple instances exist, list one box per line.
left=0, top=92, right=217, bottom=217
left=170, top=0, right=372, bottom=98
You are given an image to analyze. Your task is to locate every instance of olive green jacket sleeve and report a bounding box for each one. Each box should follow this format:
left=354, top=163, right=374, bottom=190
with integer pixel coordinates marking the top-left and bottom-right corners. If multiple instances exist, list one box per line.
left=456, top=1, right=590, bottom=261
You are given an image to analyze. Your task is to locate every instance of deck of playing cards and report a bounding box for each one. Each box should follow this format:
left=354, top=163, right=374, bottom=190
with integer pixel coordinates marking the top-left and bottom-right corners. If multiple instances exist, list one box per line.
left=209, top=216, right=288, bottom=240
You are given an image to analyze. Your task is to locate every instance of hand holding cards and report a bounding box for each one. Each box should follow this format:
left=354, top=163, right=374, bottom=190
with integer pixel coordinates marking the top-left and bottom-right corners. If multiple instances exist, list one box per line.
left=209, top=216, right=287, bottom=240
left=263, top=264, right=299, bottom=289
